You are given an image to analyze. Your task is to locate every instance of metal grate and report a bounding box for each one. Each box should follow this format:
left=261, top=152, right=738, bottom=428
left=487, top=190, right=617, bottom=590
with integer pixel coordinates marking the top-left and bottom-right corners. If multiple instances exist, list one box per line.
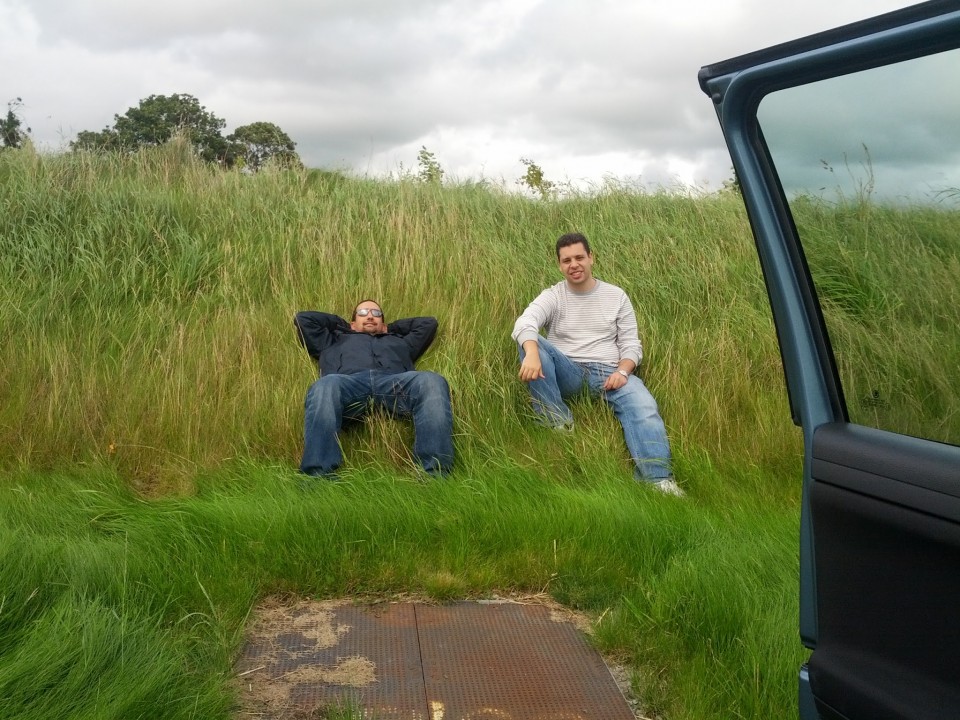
left=416, top=602, right=635, bottom=719
left=236, top=600, right=635, bottom=719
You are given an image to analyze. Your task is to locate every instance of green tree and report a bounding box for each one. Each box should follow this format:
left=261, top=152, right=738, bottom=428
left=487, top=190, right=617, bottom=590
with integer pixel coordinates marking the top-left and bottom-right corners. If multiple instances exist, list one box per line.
left=1, top=97, right=31, bottom=149
left=226, top=121, right=301, bottom=171
left=721, top=167, right=741, bottom=195
left=417, top=146, right=444, bottom=184
left=517, top=157, right=555, bottom=200
left=72, top=93, right=229, bottom=162
left=72, top=128, right=121, bottom=152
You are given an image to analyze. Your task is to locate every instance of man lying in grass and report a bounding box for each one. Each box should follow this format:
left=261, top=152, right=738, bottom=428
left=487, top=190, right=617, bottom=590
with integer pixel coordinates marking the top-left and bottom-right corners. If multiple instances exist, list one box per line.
left=294, top=299, right=454, bottom=479
left=512, top=232, right=683, bottom=496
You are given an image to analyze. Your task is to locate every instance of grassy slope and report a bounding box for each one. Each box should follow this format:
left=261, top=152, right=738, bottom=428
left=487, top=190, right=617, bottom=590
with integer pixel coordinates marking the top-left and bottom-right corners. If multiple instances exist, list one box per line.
left=0, top=145, right=956, bottom=719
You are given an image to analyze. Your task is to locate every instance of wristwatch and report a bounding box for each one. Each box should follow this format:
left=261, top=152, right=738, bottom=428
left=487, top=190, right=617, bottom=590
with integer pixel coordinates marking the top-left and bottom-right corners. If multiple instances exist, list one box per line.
left=617, top=369, right=629, bottom=378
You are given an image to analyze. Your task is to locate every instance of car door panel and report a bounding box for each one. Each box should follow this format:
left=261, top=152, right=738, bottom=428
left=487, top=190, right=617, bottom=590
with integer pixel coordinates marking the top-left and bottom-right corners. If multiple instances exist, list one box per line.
left=810, top=423, right=960, bottom=720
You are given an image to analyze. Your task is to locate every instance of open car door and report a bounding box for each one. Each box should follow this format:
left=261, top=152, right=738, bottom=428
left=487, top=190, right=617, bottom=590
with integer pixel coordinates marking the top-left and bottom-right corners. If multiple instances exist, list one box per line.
left=698, top=2, right=960, bottom=719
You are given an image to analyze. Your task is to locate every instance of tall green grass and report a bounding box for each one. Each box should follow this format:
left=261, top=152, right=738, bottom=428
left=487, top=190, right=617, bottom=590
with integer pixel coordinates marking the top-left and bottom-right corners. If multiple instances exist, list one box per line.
left=792, top=195, right=960, bottom=443
left=1, top=144, right=957, bottom=719
left=0, top=143, right=796, bottom=496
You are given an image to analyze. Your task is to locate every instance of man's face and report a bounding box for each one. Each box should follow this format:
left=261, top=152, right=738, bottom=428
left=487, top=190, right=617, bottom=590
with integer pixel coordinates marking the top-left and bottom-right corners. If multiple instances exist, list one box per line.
left=351, top=301, right=386, bottom=334
left=557, top=242, right=594, bottom=288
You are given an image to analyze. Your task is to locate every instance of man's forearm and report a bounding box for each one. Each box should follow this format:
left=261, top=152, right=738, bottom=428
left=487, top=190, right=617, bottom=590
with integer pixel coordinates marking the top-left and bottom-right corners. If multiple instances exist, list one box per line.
left=394, top=317, right=439, bottom=360
left=511, top=291, right=555, bottom=347
left=293, top=311, right=345, bottom=358
left=517, top=339, right=546, bottom=382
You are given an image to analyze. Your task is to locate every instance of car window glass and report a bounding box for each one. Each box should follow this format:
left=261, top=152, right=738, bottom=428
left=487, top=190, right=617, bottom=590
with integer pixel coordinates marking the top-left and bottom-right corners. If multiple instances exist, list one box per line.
left=757, top=50, right=960, bottom=446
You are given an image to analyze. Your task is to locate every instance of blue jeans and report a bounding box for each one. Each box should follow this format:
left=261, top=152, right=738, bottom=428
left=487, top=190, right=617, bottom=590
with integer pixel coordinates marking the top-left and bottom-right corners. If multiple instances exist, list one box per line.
left=301, top=370, right=454, bottom=477
left=520, top=339, right=672, bottom=481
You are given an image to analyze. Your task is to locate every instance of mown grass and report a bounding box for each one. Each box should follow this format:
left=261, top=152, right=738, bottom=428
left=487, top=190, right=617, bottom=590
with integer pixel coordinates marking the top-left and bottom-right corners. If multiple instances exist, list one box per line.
left=1, top=143, right=957, bottom=719
left=1, top=465, right=801, bottom=719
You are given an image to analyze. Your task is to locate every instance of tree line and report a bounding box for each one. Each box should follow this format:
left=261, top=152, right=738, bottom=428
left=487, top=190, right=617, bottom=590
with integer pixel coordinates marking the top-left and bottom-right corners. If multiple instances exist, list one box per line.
left=6, top=94, right=569, bottom=194
left=3, top=93, right=301, bottom=172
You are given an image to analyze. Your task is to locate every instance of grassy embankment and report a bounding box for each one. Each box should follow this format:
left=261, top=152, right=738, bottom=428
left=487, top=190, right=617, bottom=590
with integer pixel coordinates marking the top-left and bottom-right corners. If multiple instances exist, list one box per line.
left=1, top=144, right=957, bottom=719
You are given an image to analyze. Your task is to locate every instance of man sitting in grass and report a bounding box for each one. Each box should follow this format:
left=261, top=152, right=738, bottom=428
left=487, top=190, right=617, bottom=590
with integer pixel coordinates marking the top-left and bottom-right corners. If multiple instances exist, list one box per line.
left=294, top=299, right=454, bottom=479
left=512, top=232, right=683, bottom=496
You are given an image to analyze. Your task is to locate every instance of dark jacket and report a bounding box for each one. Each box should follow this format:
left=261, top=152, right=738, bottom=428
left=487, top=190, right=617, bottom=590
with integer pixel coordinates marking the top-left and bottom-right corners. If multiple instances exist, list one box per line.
left=294, top=311, right=438, bottom=376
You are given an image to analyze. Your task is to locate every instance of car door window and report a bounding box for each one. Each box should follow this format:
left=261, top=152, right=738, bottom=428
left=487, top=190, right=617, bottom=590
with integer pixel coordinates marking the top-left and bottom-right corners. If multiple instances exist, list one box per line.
left=756, top=49, right=960, bottom=446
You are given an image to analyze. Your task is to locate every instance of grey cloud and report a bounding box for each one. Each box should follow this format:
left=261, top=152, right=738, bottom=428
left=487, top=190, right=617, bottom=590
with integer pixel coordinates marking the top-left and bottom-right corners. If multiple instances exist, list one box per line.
left=24, top=0, right=452, bottom=52
left=3, top=0, right=920, bottom=191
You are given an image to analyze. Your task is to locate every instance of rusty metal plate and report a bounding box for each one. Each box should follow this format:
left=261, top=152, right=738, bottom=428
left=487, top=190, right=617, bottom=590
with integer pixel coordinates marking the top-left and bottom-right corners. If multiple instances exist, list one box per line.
left=235, top=600, right=426, bottom=718
left=236, top=599, right=635, bottom=719
left=416, top=602, right=635, bottom=720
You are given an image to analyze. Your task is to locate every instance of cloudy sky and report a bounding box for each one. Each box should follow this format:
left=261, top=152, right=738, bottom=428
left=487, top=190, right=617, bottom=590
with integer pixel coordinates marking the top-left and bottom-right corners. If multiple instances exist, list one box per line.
left=2, top=0, right=915, bottom=192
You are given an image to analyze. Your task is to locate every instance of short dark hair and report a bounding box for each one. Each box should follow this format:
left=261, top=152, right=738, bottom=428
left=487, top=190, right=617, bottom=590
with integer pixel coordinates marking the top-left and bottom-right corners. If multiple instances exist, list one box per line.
left=352, top=299, right=384, bottom=321
left=556, top=232, right=591, bottom=258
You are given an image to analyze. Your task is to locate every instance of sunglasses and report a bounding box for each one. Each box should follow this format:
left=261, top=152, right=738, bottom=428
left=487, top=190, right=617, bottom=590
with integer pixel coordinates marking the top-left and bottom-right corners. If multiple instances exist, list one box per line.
left=355, top=308, right=383, bottom=318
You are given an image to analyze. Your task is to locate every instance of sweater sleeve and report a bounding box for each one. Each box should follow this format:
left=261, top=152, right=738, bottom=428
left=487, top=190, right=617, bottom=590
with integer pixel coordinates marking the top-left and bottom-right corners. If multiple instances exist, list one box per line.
left=511, top=288, right=557, bottom=346
left=614, top=294, right=643, bottom=366
left=293, top=311, right=349, bottom=360
left=389, top=317, right=439, bottom=361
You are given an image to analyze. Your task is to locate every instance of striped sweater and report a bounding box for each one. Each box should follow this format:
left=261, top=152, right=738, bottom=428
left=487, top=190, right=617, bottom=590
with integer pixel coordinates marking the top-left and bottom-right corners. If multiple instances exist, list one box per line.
left=511, top=279, right=643, bottom=367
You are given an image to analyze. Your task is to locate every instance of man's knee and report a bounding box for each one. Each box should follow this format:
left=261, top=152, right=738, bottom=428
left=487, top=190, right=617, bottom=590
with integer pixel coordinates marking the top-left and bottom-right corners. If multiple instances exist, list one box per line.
left=615, top=378, right=661, bottom=416
left=416, top=371, right=451, bottom=402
